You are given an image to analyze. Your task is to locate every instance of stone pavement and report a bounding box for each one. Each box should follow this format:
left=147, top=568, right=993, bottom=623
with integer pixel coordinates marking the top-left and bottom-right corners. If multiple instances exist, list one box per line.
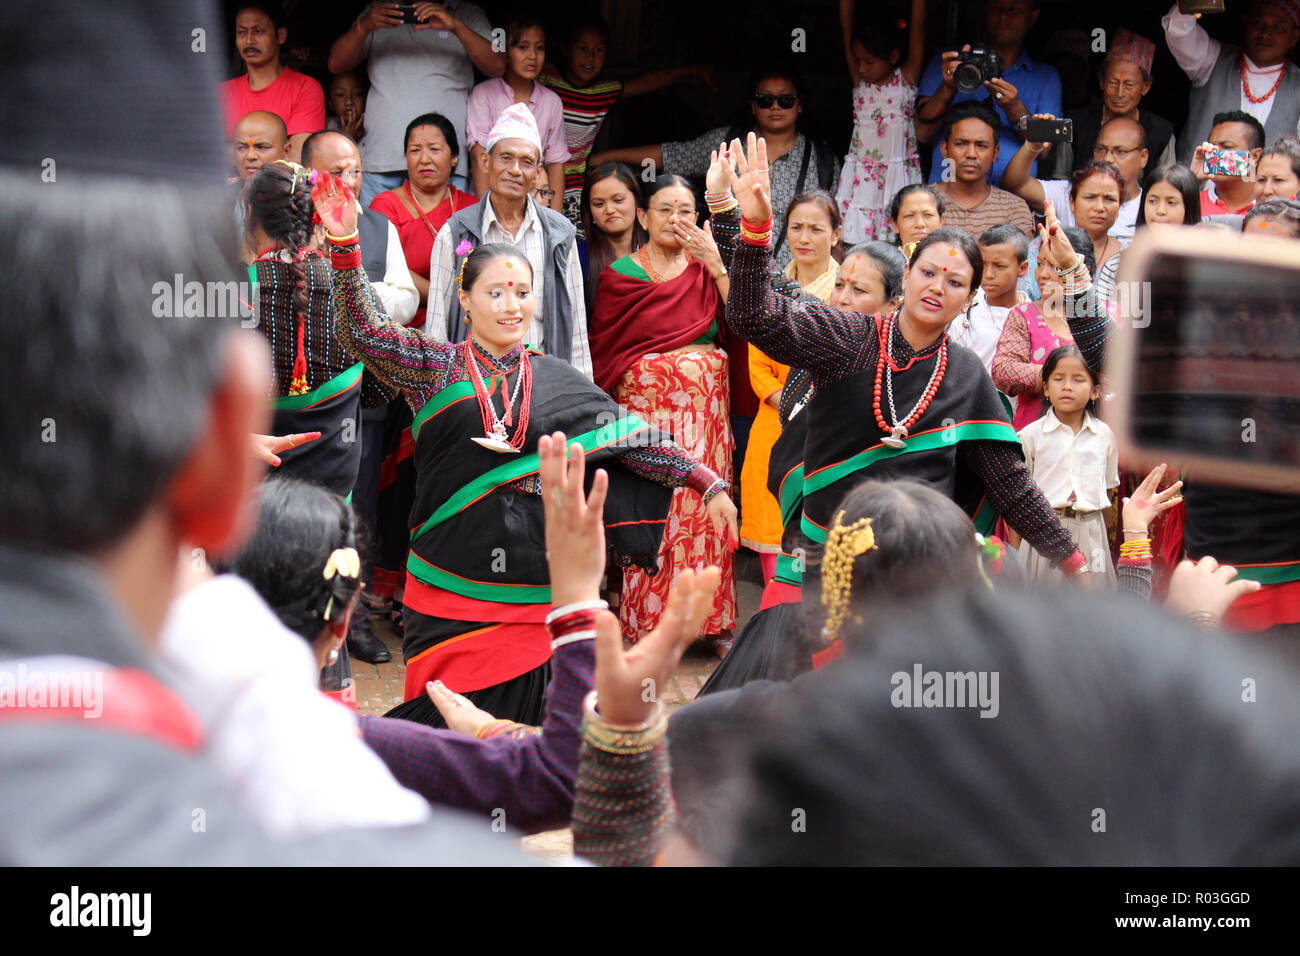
left=351, top=549, right=766, bottom=861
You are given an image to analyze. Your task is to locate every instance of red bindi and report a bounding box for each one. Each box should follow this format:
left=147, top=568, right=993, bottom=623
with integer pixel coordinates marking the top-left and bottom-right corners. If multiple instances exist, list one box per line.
left=507, top=281, right=513, bottom=286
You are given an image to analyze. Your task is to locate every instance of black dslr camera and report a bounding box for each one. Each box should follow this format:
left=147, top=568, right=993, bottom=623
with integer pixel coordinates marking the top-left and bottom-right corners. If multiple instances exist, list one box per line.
left=953, top=47, right=1003, bottom=93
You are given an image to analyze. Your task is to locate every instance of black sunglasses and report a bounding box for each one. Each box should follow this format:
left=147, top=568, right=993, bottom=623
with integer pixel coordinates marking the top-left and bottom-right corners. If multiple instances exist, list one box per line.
left=753, top=93, right=798, bottom=109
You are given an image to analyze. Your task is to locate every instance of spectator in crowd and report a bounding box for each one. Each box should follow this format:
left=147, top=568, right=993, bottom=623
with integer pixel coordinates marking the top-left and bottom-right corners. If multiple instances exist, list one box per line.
left=0, top=0, right=525, bottom=865
left=538, top=17, right=713, bottom=234
left=949, top=224, right=1030, bottom=373
left=326, top=70, right=367, bottom=142
left=1135, top=163, right=1203, bottom=228
left=1066, top=29, right=1175, bottom=181
left=1242, top=195, right=1300, bottom=235
left=218, top=4, right=325, bottom=163
left=427, top=104, right=591, bottom=378
left=1162, top=0, right=1300, bottom=166
left=578, top=162, right=648, bottom=316
left=888, top=183, right=946, bottom=255
left=1255, top=135, right=1300, bottom=199
left=589, top=175, right=738, bottom=648
left=1004, top=115, right=1148, bottom=243
left=328, top=0, right=505, bottom=209
left=916, top=0, right=1062, bottom=185
left=466, top=17, right=567, bottom=212
left=835, top=0, right=926, bottom=244
left=231, top=110, right=290, bottom=183
left=300, top=131, right=418, bottom=326
left=934, top=101, right=1035, bottom=240
left=590, top=69, right=841, bottom=267
left=741, top=190, right=843, bottom=583
left=369, top=113, right=478, bottom=330
left=993, top=214, right=1101, bottom=432
left=1189, top=110, right=1267, bottom=216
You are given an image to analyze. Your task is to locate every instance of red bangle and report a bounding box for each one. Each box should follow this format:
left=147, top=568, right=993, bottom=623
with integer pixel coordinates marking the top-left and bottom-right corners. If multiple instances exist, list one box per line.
left=686, top=464, right=721, bottom=497
left=1058, top=550, right=1087, bottom=574
left=546, top=609, right=598, bottom=638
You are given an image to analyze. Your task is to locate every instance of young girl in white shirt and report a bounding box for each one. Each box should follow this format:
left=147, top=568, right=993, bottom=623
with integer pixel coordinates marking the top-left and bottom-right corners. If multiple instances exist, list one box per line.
left=1016, top=344, right=1119, bottom=585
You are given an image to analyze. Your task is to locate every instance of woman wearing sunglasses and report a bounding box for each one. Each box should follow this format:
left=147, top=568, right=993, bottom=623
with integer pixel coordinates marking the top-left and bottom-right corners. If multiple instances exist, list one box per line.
left=588, top=69, right=840, bottom=269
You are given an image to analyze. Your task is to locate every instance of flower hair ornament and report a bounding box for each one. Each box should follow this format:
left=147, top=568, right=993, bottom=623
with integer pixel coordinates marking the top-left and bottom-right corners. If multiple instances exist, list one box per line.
left=455, top=239, right=475, bottom=286
left=321, top=546, right=360, bottom=621
left=820, top=509, right=878, bottom=644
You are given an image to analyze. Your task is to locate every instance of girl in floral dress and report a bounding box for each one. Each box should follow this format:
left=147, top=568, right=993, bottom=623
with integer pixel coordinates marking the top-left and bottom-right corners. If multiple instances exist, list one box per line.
left=836, top=0, right=925, bottom=244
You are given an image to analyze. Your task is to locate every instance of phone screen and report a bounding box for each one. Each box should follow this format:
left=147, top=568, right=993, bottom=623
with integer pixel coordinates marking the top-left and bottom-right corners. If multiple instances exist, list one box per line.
left=1128, top=252, right=1300, bottom=471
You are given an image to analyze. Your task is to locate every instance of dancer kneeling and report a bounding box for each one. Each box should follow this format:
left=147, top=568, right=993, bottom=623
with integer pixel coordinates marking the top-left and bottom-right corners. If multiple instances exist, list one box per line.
left=311, top=171, right=736, bottom=727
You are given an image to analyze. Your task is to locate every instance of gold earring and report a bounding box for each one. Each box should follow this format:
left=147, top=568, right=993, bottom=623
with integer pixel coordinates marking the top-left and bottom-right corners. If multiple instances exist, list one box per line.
left=464, top=311, right=471, bottom=325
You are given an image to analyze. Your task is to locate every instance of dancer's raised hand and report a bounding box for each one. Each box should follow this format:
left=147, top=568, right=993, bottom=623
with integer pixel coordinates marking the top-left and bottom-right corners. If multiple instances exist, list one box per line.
left=729, top=132, right=772, bottom=224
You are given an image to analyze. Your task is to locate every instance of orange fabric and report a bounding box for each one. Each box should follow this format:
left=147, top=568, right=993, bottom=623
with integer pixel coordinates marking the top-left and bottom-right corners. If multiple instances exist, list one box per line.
left=740, top=343, right=790, bottom=553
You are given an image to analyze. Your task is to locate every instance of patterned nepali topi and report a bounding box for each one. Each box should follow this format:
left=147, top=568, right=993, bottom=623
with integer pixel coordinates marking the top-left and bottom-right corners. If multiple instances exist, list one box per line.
left=1106, top=29, right=1156, bottom=77
left=486, top=102, right=543, bottom=157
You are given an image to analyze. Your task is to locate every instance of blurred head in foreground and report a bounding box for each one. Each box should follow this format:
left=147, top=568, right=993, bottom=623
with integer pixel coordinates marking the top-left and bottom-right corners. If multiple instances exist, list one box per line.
left=730, top=587, right=1300, bottom=865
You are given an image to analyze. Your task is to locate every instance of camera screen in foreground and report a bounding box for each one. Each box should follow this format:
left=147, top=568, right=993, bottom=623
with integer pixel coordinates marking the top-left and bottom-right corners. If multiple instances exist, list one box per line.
left=1127, top=252, right=1300, bottom=474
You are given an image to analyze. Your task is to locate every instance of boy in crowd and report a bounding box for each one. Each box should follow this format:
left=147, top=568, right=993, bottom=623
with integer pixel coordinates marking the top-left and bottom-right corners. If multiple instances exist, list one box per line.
left=949, top=224, right=1030, bottom=373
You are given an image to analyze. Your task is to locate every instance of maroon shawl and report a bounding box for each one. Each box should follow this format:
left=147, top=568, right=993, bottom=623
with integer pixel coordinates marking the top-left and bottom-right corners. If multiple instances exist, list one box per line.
left=589, top=256, right=723, bottom=393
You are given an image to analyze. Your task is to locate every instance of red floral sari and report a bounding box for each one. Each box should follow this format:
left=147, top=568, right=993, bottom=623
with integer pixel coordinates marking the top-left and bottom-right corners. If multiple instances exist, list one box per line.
left=592, top=253, right=737, bottom=640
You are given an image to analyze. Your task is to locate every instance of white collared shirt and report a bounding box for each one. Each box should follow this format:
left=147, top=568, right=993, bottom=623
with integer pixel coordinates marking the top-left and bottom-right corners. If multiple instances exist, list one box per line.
left=1017, top=408, right=1119, bottom=511
left=949, top=289, right=1020, bottom=374
left=428, top=196, right=592, bottom=379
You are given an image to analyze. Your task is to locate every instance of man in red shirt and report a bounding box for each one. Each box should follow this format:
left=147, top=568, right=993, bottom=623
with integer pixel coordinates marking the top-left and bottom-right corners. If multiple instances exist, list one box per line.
left=1191, top=111, right=1267, bottom=217
left=218, top=5, right=325, bottom=162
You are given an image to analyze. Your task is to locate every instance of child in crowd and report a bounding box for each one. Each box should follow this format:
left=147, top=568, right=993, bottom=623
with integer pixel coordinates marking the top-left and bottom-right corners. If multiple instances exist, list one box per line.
left=835, top=0, right=925, bottom=243
left=326, top=70, right=366, bottom=141
left=949, top=224, right=1030, bottom=374
left=1015, top=345, right=1119, bottom=586
left=538, top=18, right=712, bottom=234
left=466, top=17, right=567, bottom=210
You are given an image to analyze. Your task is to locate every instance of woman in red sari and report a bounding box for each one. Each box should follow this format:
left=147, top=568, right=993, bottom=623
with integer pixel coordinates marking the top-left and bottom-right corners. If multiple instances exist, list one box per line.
left=368, top=113, right=477, bottom=330
left=590, top=175, right=739, bottom=647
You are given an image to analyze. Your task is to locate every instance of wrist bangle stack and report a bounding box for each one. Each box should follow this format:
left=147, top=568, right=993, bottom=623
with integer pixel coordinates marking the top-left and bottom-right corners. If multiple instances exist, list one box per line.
left=474, top=718, right=520, bottom=740
left=705, top=189, right=738, bottom=214
left=739, top=215, right=773, bottom=247
left=1056, top=253, right=1091, bottom=295
left=1118, top=537, right=1153, bottom=566
left=546, top=599, right=606, bottom=650
left=1187, top=610, right=1219, bottom=630
left=583, top=691, right=668, bottom=754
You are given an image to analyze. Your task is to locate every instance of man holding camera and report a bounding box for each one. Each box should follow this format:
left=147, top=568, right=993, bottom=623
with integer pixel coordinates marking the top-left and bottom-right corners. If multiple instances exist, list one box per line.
left=1162, top=0, right=1300, bottom=166
left=916, top=0, right=1062, bottom=186
left=328, top=2, right=506, bottom=209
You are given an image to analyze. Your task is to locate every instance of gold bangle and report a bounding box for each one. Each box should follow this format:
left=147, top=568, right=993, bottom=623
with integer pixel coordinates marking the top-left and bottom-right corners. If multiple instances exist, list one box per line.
left=326, top=229, right=360, bottom=245
left=581, top=691, right=667, bottom=754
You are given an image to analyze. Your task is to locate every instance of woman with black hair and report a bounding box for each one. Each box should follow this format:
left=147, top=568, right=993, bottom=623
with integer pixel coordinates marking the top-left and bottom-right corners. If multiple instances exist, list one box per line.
left=717, top=135, right=1111, bottom=583
left=316, top=169, right=735, bottom=727
left=160, top=477, right=432, bottom=838
left=589, top=68, right=840, bottom=268
left=244, top=160, right=396, bottom=497
left=590, top=174, right=739, bottom=648
left=1136, top=163, right=1203, bottom=227
left=578, top=161, right=648, bottom=316
left=368, top=113, right=477, bottom=331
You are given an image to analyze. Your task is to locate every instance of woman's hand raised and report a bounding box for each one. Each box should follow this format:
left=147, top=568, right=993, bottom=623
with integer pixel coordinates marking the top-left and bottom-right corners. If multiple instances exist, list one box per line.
left=539, top=432, right=609, bottom=608
left=729, top=133, right=772, bottom=224
left=706, top=142, right=737, bottom=195
left=1036, top=200, right=1076, bottom=271
left=311, top=170, right=359, bottom=238
left=593, top=566, right=720, bottom=725
left=1121, top=463, right=1183, bottom=539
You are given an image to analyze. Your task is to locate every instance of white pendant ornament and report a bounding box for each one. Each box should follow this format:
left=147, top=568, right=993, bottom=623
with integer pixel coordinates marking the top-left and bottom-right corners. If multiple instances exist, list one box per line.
left=881, top=425, right=908, bottom=449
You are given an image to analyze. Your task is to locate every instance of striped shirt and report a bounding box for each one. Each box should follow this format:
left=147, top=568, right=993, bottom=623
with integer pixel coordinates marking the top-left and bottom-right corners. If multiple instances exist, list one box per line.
left=537, top=67, right=624, bottom=207
left=938, top=184, right=1035, bottom=241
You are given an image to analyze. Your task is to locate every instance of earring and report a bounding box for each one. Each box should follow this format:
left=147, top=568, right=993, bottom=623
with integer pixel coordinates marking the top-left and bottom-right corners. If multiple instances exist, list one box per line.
left=327, top=647, right=339, bottom=665
left=464, top=311, right=471, bottom=325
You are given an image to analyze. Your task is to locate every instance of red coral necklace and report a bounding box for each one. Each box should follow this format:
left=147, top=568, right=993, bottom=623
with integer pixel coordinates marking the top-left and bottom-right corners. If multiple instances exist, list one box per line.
left=872, top=309, right=948, bottom=448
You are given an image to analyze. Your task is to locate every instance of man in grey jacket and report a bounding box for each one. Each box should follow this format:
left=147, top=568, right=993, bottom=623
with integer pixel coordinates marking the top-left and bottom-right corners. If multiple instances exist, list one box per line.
left=0, top=0, right=523, bottom=866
